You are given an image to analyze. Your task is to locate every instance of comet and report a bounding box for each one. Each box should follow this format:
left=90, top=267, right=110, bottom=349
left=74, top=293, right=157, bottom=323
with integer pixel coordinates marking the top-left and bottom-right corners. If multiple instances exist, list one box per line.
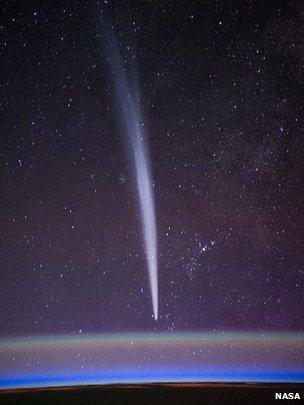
left=100, top=21, right=158, bottom=320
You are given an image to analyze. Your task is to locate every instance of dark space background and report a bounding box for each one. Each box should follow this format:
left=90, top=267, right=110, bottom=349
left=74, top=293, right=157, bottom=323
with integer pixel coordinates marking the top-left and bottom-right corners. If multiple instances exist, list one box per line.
left=1, top=0, right=304, bottom=337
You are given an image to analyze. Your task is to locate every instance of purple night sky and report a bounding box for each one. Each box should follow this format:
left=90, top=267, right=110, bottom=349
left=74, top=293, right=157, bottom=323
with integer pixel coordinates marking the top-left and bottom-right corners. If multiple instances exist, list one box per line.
left=1, top=0, right=304, bottom=387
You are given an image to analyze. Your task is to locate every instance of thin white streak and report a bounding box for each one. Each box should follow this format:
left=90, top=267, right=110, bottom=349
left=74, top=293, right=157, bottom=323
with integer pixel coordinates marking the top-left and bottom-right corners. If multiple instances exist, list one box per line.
left=101, top=23, right=158, bottom=320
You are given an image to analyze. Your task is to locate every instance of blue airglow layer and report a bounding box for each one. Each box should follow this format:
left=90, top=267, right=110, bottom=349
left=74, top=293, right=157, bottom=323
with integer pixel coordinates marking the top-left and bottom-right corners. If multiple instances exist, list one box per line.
left=1, top=370, right=304, bottom=389
left=1, top=332, right=303, bottom=389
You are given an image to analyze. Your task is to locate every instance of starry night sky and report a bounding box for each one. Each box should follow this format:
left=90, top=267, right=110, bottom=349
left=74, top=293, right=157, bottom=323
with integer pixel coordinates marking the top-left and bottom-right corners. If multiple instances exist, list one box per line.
left=1, top=0, right=304, bottom=339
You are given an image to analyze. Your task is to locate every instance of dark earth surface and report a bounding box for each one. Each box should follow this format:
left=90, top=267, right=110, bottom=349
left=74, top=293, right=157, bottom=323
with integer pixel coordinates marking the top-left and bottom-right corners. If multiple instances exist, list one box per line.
left=0, top=383, right=303, bottom=404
